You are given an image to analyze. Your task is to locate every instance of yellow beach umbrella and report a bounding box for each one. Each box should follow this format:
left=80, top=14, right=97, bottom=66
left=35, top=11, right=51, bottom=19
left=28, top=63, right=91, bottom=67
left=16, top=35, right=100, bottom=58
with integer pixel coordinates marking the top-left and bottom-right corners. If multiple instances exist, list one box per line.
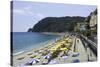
left=60, top=41, right=66, bottom=44
left=56, top=44, right=61, bottom=47
left=50, top=44, right=61, bottom=53
left=50, top=47, right=57, bottom=52
left=65, top=43, right=70, bottom=45
left=50, top=47, right=56, bottom=51
left=68, top=39, right=72, bottom=43
left=60, top=48, right=67, bottom=51
left=49, top=48, right=56, bottom=53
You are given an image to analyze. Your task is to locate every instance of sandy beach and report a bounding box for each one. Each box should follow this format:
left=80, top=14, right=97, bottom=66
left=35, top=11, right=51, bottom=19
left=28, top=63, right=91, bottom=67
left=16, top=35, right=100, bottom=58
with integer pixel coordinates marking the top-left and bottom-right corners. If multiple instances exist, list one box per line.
left=13, top=34, right=69, bottom=66
left=13, top=34, right=97, bottom=67
left=13, top=38, right=57, bottom=66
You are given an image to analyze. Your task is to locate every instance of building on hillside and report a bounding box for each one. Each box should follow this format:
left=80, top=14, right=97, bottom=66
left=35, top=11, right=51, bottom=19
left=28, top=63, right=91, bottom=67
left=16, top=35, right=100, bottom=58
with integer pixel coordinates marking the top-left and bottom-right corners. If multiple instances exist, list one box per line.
left=76, top=22, right=88, bottom=31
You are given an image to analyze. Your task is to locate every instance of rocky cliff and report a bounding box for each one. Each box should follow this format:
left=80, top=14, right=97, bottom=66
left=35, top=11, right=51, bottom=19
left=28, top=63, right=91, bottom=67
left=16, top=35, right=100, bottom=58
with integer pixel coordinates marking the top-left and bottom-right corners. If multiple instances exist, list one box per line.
left=89, top=9, right=97, bottom=29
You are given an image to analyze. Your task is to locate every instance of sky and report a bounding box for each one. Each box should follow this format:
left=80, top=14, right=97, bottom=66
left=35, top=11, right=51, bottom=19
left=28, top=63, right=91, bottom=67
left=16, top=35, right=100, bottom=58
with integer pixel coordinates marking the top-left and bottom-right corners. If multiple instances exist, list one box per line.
left=12, top=1, right=97, bottom=32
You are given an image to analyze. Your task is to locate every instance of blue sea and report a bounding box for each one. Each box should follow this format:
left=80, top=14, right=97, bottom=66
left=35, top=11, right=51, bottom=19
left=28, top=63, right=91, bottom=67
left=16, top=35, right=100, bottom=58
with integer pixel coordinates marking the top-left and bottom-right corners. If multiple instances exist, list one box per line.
left=12, top=32, right=59, bottom=55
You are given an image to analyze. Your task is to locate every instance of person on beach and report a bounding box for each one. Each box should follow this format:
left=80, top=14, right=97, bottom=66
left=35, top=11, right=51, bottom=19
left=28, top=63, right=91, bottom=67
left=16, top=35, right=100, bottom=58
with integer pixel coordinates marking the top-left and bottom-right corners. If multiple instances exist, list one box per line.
left=77, top=39, right=79, bottom=43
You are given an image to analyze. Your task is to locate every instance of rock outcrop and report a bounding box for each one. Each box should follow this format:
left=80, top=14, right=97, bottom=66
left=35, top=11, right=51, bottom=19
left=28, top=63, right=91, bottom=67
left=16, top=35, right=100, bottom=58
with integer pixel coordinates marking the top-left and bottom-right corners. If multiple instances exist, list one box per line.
left=89, top=9, right=97, bottom=30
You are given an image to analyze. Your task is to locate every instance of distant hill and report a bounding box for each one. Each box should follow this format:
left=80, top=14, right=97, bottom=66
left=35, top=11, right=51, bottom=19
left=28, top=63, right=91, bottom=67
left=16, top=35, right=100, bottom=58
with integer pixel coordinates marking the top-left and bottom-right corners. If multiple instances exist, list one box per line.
left=28, top=16, right=85, bottom=32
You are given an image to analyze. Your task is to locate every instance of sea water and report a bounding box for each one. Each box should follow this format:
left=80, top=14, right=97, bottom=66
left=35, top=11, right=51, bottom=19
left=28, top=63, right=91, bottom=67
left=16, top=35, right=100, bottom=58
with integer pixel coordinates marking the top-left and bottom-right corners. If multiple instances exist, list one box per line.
left=12, top=32, right=59, bottom=55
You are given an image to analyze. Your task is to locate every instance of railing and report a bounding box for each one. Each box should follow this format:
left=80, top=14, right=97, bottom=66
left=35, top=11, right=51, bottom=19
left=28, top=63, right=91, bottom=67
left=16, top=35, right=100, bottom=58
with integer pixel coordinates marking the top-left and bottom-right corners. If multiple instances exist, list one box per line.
left=81, top=35, right=97, bottom=47
left=79, top=34, right=97, bottom=56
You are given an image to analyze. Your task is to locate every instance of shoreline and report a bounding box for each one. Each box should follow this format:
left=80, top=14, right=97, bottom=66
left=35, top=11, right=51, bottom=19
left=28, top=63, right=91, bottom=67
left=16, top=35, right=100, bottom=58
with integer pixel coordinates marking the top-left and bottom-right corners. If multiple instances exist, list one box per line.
left=13, top=32, right=70, bottom=66
left=13, top=33, right=97, bottom=66
left=13, top=32, right=61, bottom=56
left=13, top=36, right=61, bottom=66
left=40, top=32, right=68, bottom=36
left=13, top=37, right=58, bottom=56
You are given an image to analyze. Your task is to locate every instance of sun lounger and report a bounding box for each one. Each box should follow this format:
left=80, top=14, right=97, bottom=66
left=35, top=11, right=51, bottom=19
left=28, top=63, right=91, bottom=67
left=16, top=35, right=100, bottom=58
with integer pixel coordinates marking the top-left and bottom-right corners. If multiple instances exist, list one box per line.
left=17, top=57, right=25, bottom=60
left=61, top=56, right=68, bottom=59
left=43, top=55, right=51, bottom=59
left=25, top=59, right=40, bottom=65
left=72, top=59, right=80, bottom=63
left=72, top=52, right=80, bottom=57
left=49, top=60, right=57, bottom=64
left=25, top=60, right=34, bottom=65
left=30, top=55, right=36, bottom=58
left=42, top=59, right=49, bottom=65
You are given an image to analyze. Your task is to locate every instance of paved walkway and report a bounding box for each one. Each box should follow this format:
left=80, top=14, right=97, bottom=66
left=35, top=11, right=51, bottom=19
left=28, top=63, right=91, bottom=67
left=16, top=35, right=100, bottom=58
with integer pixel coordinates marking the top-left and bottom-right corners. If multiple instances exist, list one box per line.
left=62, top=36, right=97, bottom=63
left=75, top=37, right=88, bottom=62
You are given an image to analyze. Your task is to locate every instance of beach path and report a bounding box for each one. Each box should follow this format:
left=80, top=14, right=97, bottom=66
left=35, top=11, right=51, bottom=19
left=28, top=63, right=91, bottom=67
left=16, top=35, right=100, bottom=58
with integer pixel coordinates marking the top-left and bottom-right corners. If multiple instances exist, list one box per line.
left=75, top=37, right=88, bottom=62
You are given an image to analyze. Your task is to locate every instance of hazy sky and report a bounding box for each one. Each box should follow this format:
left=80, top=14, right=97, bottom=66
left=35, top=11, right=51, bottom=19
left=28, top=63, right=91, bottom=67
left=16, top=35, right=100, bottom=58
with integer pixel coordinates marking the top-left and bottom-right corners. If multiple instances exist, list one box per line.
left=12, top=1, right=97, bottom=32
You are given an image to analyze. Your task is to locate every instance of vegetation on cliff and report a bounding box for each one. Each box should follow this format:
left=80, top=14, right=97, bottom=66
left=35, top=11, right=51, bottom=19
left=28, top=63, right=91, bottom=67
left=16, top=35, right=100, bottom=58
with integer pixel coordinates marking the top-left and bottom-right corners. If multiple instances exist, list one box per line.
left=28, top=16, right=85, bottom=32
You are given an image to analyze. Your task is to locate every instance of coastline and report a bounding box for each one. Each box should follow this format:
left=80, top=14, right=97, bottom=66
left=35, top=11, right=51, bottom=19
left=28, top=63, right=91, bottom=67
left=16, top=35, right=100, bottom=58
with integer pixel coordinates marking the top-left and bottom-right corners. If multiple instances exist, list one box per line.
left=13, top=32, right=70, bottom=66
left=13, top=36, right=60, bottom=66
left=41, top=32, right=67, bottom=36
left=12, top=32, right=97, bottom=67
left=13, top=38, right=57, bottom=56
left=13, top=32, right=61, bottom=56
